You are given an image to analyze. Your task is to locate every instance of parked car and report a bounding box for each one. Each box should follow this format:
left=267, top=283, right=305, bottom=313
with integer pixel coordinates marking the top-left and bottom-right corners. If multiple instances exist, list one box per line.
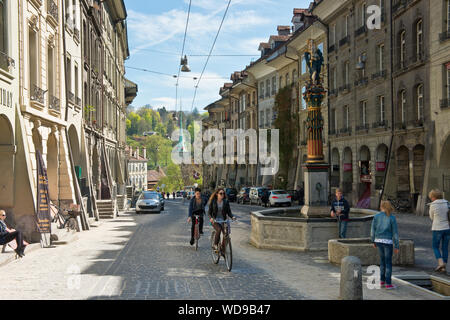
left=236, top=187, right=250, bottom=204
left=225, top=188, right=238, bottom=202
left=287, top=190, right=299, bottom=203
left=249, top=187, right=268, bottom=205
left=176, top=190, right=186, bottom=198
left=268, top=190, right=292, bottom=207
left=186, top=191, right=195, bottom=200
left=136, top=191, right=162, bottom=214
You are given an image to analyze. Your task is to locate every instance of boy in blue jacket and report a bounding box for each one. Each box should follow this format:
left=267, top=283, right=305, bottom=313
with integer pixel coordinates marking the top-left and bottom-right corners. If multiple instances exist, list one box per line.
left=330, top=188, right=351, bottom=238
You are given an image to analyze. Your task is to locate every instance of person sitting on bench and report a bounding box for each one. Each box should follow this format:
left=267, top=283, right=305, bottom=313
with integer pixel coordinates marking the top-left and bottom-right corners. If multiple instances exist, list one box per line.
left=0, top=210, right=27, bottom=258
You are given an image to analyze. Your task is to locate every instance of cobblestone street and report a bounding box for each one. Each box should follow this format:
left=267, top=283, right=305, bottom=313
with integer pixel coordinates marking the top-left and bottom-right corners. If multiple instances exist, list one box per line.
left=0, top=200, right=446, bottom=300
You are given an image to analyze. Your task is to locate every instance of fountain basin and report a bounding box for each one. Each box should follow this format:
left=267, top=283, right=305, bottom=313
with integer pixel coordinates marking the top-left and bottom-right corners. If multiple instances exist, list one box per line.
left=328, top=238, right=415, bottom=266
left=250, top=207, right=375, bottom=252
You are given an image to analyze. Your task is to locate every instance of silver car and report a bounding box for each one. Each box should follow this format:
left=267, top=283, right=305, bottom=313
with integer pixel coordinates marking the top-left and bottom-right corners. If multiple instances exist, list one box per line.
left=136, top=191, right=162, bottom=214
left=268, top=190, right=292, bottom=207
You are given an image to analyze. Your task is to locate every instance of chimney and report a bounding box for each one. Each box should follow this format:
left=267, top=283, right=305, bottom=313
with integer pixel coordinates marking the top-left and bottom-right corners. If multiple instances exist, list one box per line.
left=277, top=25, right=291, bottom=36
left=142, top=148, right=146, bottom=159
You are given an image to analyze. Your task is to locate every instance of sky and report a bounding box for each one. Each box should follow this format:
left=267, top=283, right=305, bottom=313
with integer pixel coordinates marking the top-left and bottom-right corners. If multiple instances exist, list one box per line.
left=123, top=0, right=311, bottom=113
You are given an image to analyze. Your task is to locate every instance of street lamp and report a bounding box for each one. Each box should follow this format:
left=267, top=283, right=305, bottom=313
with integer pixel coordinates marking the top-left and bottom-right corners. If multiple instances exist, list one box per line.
left=181, top=55, right=191, bottom=72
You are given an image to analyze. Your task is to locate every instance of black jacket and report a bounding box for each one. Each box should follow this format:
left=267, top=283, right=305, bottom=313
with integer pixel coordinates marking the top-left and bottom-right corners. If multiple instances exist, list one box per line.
left=331, top=197, right=351, bottom=221
left=208, top=199, right=234, bottom=221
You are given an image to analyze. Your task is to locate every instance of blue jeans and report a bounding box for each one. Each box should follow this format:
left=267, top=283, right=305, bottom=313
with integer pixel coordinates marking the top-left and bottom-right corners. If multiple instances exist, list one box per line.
left=432, top=229, right=450, bottom=263
left=339, top=220, right=348, bottom=238
left=377, top=243, right=393, bottom=285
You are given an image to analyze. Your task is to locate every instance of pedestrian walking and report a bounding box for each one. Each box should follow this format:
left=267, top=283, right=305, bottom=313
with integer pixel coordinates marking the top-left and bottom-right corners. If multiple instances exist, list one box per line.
left=371, top=201, right=400, bottom=289
left=0, top=210, right=27, bottom=258
left=187, top=188, right=206, bottom=246
left=427, top=189, right=450, bottom=272
left=297, top=184, right=304, bottom=206
left=330, top=188, right=350, bottom=238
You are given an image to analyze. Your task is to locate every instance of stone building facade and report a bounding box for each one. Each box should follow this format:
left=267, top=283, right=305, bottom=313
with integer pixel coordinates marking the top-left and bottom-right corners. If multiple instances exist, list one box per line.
left=0, top=0, right=136, bottom=241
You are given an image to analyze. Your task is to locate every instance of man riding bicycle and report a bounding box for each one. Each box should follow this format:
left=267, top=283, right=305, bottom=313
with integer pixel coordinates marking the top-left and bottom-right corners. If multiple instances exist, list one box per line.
left=187, top=188, right=206, bottom=246
left=208, top=188, right=236, bottom=250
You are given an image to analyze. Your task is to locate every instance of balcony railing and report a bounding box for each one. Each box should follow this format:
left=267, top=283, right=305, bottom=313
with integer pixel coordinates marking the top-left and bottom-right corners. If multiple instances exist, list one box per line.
left=393, top=0, right=408, bottom=15
left=408, top=119, right=424, bottom=128
left=339, top=35, right=350, bottom=47
left=440, top=99, right=449, bottom=109
left=329, top=44, right=336, bottom=53
left=411, top=51, right=426, bottom=64
left=329, top=88, right=338, bottom=97
left=395, top=122, right=407, bottom=130
left=65, top=14, right=74, bottom=30
left=68, top=91, right=75, bottom=104
left=338, top=127, right=352, bottom=136
left=439, top=31, right=450, bottom=42
left=354, top=77, right=369, bottom=87
left=355, top=26, right=367, bottom=38
left=372, top=70, right=387, bottom=80
left=396, top=60, right=408, bottom=72
left=356, top=123, right=369, bottom=132
left=0, top=51, right=15, bottom=71
left=30, top=85, right=45, bottom=104
left=339, top=84, right=351, bottom=93
left=47, top=0, right=58, bottom=23
left=372, top=120, right=388, bottom=129
left=49, top=95, right=60, bottom=112
left=74, top=27, right=80, bottom=40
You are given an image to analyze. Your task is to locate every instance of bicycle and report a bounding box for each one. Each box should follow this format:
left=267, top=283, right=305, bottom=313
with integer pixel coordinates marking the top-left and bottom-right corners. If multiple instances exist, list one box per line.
left=386, top=197, right=412, bottom=213
left=193, top=214, right=202, bottom=251
left=210, top=218, right=234, bottom=272
left=50, top=203, right=79, bottom=231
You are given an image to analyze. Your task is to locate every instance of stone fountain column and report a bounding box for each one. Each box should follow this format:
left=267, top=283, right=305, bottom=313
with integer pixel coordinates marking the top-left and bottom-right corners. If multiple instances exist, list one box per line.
left=300, top=43, right=330, bottom=218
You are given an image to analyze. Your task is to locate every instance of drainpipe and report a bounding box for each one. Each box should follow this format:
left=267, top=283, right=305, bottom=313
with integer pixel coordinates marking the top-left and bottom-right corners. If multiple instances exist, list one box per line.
left=379, top=2, right=395, bottom=208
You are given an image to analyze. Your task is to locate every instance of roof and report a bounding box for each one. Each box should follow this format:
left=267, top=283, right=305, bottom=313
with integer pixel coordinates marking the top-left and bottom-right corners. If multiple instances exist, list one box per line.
left=147, top=168, right=166, bottom=183
left=277, top=25, right=291, bottom=31
left=269, top=35, right=291, bottom=42
left=258, top=42, right=270, bottom=50
left=125, top=146, right=147, bottom=161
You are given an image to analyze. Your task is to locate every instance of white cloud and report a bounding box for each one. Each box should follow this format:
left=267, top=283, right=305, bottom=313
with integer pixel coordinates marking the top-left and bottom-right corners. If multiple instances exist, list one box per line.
left=127, top=7, right=271, bottom=55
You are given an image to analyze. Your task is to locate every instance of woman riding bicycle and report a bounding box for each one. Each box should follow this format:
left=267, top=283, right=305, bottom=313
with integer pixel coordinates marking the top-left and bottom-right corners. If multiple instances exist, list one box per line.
left=187, top=188, right=206, bottom=246
left=208, top=188, right=236, bottom=250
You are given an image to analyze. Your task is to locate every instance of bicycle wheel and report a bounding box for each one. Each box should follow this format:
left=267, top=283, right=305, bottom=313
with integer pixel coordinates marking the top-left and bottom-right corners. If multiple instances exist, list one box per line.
left=224, top=237, right=232, bottom=272
left=65, top=217, right=79, bottom=232
left=194, top=223, right=199, bottom=251
left=210, top=231, right=220, bottom=264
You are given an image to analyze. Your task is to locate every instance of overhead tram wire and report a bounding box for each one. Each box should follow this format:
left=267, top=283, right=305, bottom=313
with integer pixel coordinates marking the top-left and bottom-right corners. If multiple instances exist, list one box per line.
left=175, top=0, right=192, bottom=114
left=125, top=65, right=229, bottom=80
left=132, top=47, right=259, bottom=57
left=190, top=0, right=232, bottom=113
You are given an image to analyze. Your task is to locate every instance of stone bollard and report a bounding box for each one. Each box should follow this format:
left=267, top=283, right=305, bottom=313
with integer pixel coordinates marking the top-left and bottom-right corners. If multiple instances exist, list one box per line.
left=340, top=256, right=363, bottom=300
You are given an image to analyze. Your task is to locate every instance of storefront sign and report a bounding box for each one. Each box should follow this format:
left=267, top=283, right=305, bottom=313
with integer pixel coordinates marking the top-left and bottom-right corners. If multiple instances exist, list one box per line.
left=376, top=162, right=386, bottom=171
left=36, top=150, right=52, bottom=234
left=344, top=163, right=352, bottom=172
left=360, top=174, right=372, bottom=183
